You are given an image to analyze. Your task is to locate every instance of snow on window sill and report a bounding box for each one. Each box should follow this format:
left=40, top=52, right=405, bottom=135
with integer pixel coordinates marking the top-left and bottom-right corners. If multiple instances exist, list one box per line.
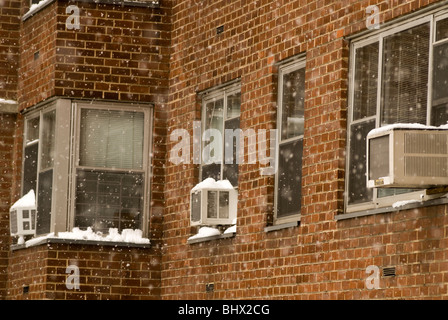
left=11, top=237, right=151, bottom=251
left=22, top=0, right=160, bottom=21
left=11, top=227, right=151, bottom=251
left=0, top=98, right=18, bottom=113
left=187, top=232, right=236, bottom=245
left=187, top=226, right=236, bottom=245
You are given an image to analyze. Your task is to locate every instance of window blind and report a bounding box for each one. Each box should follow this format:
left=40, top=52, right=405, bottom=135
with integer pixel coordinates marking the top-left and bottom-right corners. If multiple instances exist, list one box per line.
left=79, top=109, right=144, bottom=170
left=381, top=23, right=430, bottom=125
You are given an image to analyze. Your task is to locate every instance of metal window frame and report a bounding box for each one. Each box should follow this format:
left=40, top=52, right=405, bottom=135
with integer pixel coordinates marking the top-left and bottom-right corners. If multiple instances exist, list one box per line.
left=70, top=101, right=153, bottom=236
left=273, top=58, right=306, bottom=225
left=345, top=10, right=448, bottom=214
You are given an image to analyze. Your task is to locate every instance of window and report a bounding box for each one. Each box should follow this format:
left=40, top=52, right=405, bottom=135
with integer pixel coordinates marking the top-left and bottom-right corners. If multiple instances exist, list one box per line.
left=74, top=107, right=149, bottom=233
left=200, top=83, right=241, bottom=187
left=346, top=12, right=448, bottom=212
left=22, top=99, right=152, bottom=236
left=23, top=108, right=58, bottom=235
left=274, top=59, right=306, bottom=224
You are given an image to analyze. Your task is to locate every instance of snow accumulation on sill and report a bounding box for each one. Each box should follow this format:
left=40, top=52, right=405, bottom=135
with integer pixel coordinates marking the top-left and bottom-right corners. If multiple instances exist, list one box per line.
left=191, top=178, right=234, bottom=192
left=0, top=98, right=17, bottom=105
left=367, top=123, right=448, bottom=137
left=23, top=227, right=150, bottom=248
left=25, top=0, right=53, bottom=16
left=188, top=219, right=237, bottom=241
left=392, top=199, right=422, bottom=209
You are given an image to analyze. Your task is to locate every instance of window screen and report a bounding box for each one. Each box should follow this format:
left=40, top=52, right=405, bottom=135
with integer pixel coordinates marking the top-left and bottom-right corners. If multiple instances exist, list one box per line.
left=277, top=139, right=302, bottom=218
left=75, top=170, right=144, bottom=233
left=353, top=42, right=379, bottom=121
left=281, top=67, right=305, bottom=140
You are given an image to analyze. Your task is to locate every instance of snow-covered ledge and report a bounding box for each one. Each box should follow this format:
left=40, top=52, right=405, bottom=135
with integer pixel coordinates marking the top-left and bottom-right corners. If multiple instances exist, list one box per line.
left=0, top=99, right=18, bottom=113
left=187, top=226, right=236, bottom=245
left=22, top=0, right=160, bottom=21
left=11, top=227, right=151, bottom=251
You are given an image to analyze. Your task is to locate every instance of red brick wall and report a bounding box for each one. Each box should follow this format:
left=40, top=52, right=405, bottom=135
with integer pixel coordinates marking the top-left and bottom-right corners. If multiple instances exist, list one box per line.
left=7, top=241, right=160, bottom=299
left=4, top=0, right=448, bottom=300
left=0, top=113, right=18, bottom=299
left=5, top=0, right=171, bottom=300
left=0, top=0, right=20, bottom=102
left=162, top=0, right=448, bottom=300
left=18, top=0, right=170, bottom=111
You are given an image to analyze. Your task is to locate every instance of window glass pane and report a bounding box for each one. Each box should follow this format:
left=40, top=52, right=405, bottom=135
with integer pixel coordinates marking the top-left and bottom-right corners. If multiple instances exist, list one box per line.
left=41, top=110, right=56, bottom=170
left=281, top=67, right=305, bottom=140
left=26, top=117, right=39, bottom=144
left=381, top=23, right=430, bottom=125
left=75, top=170, right=144, bottom=233
left=201, top=163, right=221, bottom=181
left=205, top=99, right=224, bottom=131
left=432, top=42, right=448, bottom=126
left=207, top=191, right=218, bottom=219
left=219, top=191, right=229, bottom=219
left=79, top=109, right=144, bottom=170
left=23, top=142, right=39, bottom=195
left=378, top=188, right=416, bottom=198
left=347, top=120, right=375, bottom=204
left=353, top=42, right=379, bottom=120
left=436, top=17, right=448, bottom=41
left=226, top=92, right=241, bottom=119
left=223, top=117, right=240, bottom=187
left=36, top=169, right=53, bottom=235
left=277, top=139, right=303, bottom=218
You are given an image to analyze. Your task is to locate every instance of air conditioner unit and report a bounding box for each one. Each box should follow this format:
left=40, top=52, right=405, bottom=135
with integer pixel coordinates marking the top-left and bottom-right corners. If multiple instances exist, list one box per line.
left=190, top=179, right=237, bottom=226
left=9, top=190, right=37, bottom=238
left=367, top=125, right=448, bottom=189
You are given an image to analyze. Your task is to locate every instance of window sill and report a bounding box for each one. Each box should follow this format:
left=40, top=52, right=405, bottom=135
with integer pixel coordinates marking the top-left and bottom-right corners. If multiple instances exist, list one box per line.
left=22, top=0, right=160, bottom=21
left=264, top=220, right=300, bottom=232
left=187, top=232, right=236, bottom=245
left=338, top=196, right=448, bottom=221
left=10, top=237, right=151, bottom=251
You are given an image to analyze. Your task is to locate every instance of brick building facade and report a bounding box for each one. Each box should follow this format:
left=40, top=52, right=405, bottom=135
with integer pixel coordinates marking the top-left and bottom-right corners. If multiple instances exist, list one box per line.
left=1, top=0, right=448, bottom=300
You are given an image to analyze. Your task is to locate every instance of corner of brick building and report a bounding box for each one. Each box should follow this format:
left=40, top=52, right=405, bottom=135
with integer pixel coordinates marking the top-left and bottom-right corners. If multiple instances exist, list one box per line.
left=0, top=0, right=172, bottom=299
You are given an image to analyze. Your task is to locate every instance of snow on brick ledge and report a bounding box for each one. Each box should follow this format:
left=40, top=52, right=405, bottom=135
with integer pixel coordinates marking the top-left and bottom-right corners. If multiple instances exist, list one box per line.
left=191, top=177, right=234, bottom=192
left=23, top=227, right=150, bottom=248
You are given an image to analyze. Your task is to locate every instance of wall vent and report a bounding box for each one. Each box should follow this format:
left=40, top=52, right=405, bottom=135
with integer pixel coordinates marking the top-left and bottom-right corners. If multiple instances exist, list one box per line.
left=382, top=267, right=396, bottom=277
left=205, top=283, right=214, bottom=293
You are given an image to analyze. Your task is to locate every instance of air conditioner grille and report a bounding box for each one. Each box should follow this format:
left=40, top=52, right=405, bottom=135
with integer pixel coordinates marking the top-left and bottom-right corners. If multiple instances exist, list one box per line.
left=10, top=210, right=17, bottom=234
left=405, top=156, right=448, bottom=177
left=404, top=132, right=448, bottom=154
left=369, top=135, right=390, bottom=180
left=191, top=192, right=201, bottom=222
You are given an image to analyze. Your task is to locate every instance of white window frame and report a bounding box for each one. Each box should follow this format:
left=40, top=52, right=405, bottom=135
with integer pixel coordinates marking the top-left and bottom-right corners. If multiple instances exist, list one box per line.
left=200, top=82, right=241, bottom=187
left=274, top=58, right=306, bottom=225
left=21, top=99, right=153, bottom=237
left=70, top=101, right=153, bottom=236
left=346, top=9, right=448, bottom=213
left=22, top=99, right=71, bottom=235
